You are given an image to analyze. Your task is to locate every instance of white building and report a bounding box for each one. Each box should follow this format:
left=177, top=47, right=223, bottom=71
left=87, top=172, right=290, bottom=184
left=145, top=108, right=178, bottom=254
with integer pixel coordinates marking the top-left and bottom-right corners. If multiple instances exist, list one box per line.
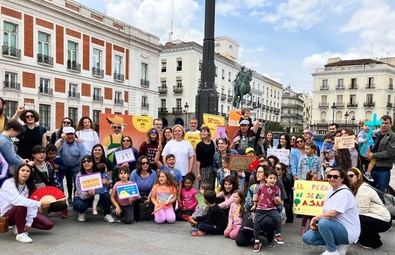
left=281, top=86, right=304, bottom=133
left=158, top=38, right=283, bottom=126
left=0, top=0, right=160, bottom=130
left=311, top=57, right=395, bottom=134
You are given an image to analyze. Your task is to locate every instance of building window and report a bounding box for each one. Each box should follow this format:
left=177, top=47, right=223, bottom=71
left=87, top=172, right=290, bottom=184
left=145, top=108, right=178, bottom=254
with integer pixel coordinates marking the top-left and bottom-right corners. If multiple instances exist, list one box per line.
left=141, top=63, right=148, bottom=81
left=322, top=79, right=328, bottom=88
left=92, top=48, right=103, bottom=69
left=114, top=55, right=123, bottom=75
left=368, top=77, right=374, bottom=88
left=176, top=78, right=182, bottom=87
left=115, top=91, right=122, bottom=104
left=92, top=110, right=100, bottom=124
left=161, top=60, right=167, bottom=72
left=350, top=78, right=357, bottom=88
left=3, top=21, right=18, bottom=56
left=337, top=79, right=344, bottom=88
left=142, top=96, right=148, bottom=107
left=222, top=69, right=225, bottom=80
left=93, top=88, right=102, bottom=101
left=39, top=78, right=52, bottom=94
left=176, top=58, right=182, bottom=71
left=199, top=60, right=202, bottom=71
left=228, top=72, right=231, bottom=82
left=38, top=32, right=51, bottom=57
left=68, top=107, right=78, bottom=125
left=161, top=78, right=166, bottom=88
left=350, top=94, right=356, bottom=105
left=390, top=78, right=393, bottom=89
left=67, top=41, right=78, bottom=67
left=4, top=72, right=18, bottom=89
left=215, top=65, right=217, bottom=77
left=221, top=105, right=224, bottom=114
left=68, top=83, right=79, bottom=98
left=366, top=94, right=373, bottom=103
left=176, top=98, right=182, bottom=109
left=39, top=104, right=51, bottom=130
left=5, top=100, right=17, bottom=118
left=161, top=99, right=166, bottom=108
left=336, top=95, right=343, bottom=104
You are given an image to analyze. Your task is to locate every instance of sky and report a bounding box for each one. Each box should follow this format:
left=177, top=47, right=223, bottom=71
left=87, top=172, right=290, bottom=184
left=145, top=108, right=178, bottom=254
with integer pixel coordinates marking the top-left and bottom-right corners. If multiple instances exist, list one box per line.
left=76, top=0, right=395, bottom=93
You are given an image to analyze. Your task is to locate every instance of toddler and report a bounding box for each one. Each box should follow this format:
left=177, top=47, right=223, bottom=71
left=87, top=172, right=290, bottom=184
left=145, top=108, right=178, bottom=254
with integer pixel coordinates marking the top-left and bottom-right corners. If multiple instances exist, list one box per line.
left=224, top=190, right=244, bottom=240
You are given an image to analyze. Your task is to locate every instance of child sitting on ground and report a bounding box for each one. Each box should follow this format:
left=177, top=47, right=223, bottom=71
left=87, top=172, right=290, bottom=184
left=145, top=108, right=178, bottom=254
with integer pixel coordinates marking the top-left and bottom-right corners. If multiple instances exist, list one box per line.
left=224, top=190, right=244, bottom=240
left=190, top=190, right=227, bottom=236
left=110, top=166, right=139, bottom=224
left=155, top=147, right=182, bottom=200
left=92, top=163, right=112, bottom=215
left=151, top=171, right=177, bottom=224
left=177, top=172, right=198, bottom=220
left=190, top=183, right=211, bottom=220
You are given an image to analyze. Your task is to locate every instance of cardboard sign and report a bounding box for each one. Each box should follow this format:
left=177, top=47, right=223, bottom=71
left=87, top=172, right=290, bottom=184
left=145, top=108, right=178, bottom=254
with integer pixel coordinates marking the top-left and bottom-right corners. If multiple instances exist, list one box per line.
left=79, top=173, right=103, bottom=192
left=203, top=113, right=225, bottom=137
left=335, top=136, right=355, bottom=149
left=185, top=133, right=201, bottom=150
left=229, top=155, right=257, bottom=172
left=267, top=148, right=290, bottom=165
left=228, top=110, right=242, bottom=126
left=117, top=183, right=140, bottom=199
left=115, top=148, right=136, bottom=165
left=293, top=180, right=332, bottom=216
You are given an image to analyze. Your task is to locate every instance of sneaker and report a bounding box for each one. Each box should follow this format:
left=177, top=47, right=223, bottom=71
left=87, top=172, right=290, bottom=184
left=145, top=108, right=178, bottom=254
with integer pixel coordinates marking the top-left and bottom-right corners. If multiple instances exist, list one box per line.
left=320, top=250, right=339, bottom=255
left=15, top=232, right=33, bottom=243
left=363, top=172, right=374, bottom=182
left=92, top=208, right=98, bottom=215
left=77, top=213, right=86, bottom=222
left=358, top=242, right=373, bottom=249
left=274, top=233, right=284, bottom=245
left=337, top=244, right=349, bottom=255
left=252, top=241, right=262, bottom=253
left=104, top=214, right=115, bottom=223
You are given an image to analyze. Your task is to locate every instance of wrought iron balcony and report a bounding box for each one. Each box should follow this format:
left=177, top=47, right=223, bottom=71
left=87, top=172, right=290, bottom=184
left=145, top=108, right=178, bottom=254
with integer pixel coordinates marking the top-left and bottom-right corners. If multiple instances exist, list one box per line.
left=387, top=102, right=393, bottom=108
left=172, top=107, right=183, bottom=115
left=319, top=102, right=329, bottom=108
left=67, top=60, right=81, bottom=72
left=221, top=93, right=227, bottom=101
left=349, top=84, right=358, bottom=90
left=227, top=95, right=232, bottom=102
left=68, top=91, right=80, bottom=98
left=347, top=103, right=358, bottom=108
left=335, top=86, right=345, bottom=90
left=141, top=103, right=149, bottom=109
left=113, top=72, right=124, bottom=82
left=365, top=84, right=375, bottom=89
left=93, top=95, right=103, bottom=102
left=158, top=86, right=167, bottom=95
left=320, top=86, right=329, bottom=90
left=3, top=81, right=20, bottom=90
left=92, top=67, right=104, bottom=78
left=363, top=102, right=375, bottom=107
left=173, top=86, right=183, bottom=94
left=2, top=46, right=21, bottom=59
left=140, top=79, right=150, bottom=88
left=335, top=102, right=344, bottom=108
left=39, top=86, right=53, bottom=95
left=159, top=107, right=168, bottom=114
left=115, top=99, right=124, bottom=106
left=37, top=54, right=53, bottom=66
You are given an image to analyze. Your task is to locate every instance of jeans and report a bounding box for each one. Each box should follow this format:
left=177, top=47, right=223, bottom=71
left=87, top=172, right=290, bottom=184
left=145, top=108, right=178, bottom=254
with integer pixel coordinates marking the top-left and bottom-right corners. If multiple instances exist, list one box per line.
left=303, top=219, right=349, bottom=252
left=372, top=167, right=391, bottom=195
left=65, top=165, right=80, bottom=200
left=73, top=192, right=111, bottom=215
left=197, top=223, right=224, bottom=235
left=253, top=209, right=278, bottom=242
left=120, top=204, right=135, bottom=224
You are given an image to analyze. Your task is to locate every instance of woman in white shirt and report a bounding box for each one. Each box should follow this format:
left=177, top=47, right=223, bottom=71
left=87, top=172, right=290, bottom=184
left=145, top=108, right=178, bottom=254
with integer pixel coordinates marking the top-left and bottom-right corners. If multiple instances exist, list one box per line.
left=348, top=167, right=392, bottom=249
left=76, top=117, right=99, bottom=156
left=0, top=164, right=53, bottom=243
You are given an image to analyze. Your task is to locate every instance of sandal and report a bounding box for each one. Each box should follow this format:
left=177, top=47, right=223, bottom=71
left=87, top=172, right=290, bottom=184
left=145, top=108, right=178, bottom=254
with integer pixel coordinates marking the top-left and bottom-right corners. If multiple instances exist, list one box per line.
left=191, top=230, right=206, bottom=236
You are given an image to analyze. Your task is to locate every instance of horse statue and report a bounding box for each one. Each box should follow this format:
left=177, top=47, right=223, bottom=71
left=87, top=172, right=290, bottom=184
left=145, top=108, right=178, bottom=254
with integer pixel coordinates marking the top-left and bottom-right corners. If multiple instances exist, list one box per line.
left=233, top=66, right=253, bottom=108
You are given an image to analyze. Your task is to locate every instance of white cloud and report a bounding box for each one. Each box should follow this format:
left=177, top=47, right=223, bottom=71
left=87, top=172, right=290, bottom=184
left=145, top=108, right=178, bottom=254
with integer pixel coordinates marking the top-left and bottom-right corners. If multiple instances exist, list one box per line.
left=302, top=51, right=361, bottom=71
left=103, top=0, right=202, bottom=43
left=216, top=0, right=269, bottom=17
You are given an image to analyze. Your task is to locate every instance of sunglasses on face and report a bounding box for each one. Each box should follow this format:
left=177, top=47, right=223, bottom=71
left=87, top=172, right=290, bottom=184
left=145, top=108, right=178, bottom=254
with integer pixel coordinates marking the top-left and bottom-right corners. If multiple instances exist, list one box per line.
left=63, top=121, right=71, bottom=124
left=82, top=160, right=92, bottom=163
left=25, top=115, right=34, bottom=119
left=348, top=174, right=355, bottom=178
left=327, top=174, right=340, bottom=180
left=149, top=131, right=157, bottom=135
left=275, top=167, right=282, bottom=170
left=122, top=139, right=130, bottom=142
left=141, top=162, right=149, bottom=165
left=112, top=126, right=122, bottom=130
left=296, top=140, right=304, bottom=143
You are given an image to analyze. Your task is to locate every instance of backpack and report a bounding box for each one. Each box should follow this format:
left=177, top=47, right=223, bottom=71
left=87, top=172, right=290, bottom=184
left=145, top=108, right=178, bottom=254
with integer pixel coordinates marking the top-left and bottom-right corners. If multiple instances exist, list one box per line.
left=370, top=184, right=395, bottom=220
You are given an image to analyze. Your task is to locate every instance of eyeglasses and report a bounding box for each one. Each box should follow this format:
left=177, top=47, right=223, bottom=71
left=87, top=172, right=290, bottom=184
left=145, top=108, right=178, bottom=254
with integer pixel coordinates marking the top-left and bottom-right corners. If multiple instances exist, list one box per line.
left=122, top=139, right=130, bottom=142
left=63, top=121, right=71, bottom=124
left=275, top=167, right=282, bottom=170
left=82, top=160, right=92, bottom=163
left=348, top=174, right=355, bottom=178
left=327, top=174, right=340, bottom=180
left=141, top=162, right=149, bottom=165
left=25, top=115, right=34, bottom=119
left=149, top=131, right=157, bottom=135
left=296, top=140, right=304, bottom=143
left=112, top=126, right=122, bottom=130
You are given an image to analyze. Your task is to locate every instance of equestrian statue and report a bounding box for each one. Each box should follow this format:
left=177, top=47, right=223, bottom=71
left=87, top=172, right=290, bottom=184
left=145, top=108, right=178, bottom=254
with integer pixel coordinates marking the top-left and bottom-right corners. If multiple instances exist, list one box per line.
left=233, top=66, right=253, bottom=108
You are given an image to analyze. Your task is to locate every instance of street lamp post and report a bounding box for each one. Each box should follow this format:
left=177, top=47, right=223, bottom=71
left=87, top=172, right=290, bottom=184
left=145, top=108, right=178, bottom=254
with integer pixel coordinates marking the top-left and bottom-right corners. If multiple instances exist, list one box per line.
left=331, top=102, right=336, bottom=123
left=351, top=115, right=356, bottom=133
left=344, top=111, right=349, bottom=125
left=183, top=102, right=189, bottom=126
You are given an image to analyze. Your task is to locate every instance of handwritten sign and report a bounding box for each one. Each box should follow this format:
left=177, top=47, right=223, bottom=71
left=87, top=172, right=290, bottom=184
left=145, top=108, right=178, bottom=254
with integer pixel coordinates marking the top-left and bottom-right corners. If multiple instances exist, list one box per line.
left=293, top=180, right=331, bottom=216
left=115, top=148, right=136, bottom=165
left=335, top=135, right=355, bottom=149
left=229, top=155, right=257, bottom=172
left=79, top=173, right=103, bottom=192
left=185, top=133, right=201, bottom=150
left=203, top=113, right=225, bottom=136
left=117, top=183, right=140, bottom=199
left=267, top=148, right=290, bottom=165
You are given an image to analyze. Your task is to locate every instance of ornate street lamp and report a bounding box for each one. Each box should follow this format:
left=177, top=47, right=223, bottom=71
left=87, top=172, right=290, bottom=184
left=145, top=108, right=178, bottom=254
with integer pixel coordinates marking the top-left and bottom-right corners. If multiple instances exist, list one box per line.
left=183, top=102, right=189, bottom=126
left=344, top=111, right=349, bottom=125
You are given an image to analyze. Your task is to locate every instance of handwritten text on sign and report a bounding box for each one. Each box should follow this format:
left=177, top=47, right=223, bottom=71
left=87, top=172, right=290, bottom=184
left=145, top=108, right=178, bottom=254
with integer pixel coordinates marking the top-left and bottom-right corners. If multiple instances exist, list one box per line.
left=293, top=180, right=331, bottom=216
left=267, top=148, right=290, bottom=165
left=335, top=135, right=355, bottom=149
left=229, top=155, right=257, bottom=172
left=80, top=173, right=103, bottom=192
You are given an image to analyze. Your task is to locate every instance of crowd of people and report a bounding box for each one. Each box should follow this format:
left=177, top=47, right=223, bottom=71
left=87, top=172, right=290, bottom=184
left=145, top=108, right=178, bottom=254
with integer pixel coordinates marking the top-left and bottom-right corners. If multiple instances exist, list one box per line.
left=0, top=101, right=393, bottom=254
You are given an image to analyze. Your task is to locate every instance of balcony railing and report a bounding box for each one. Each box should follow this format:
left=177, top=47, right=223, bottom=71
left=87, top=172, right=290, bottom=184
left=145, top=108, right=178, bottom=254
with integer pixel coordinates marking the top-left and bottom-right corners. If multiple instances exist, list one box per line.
left=227, top=95, right=232, bottom=102
left=389, top=84, right=394, bottom=90
left=320, top=86, right=329, bottom=90
left=140, top=79, right=150, bottom=88
left=158, top=86, right=167, bottom=95
left=93, top=95, right=103, bottom=102
left=2, top=46, right=21, bottom=59
left=364, top=102, right=375, bottom=107
left=113, top=72, right=124, bottom=82
left=387, top=102, right=393, bottom=108
left=37, top=54, right=53, bottom=66
left=3, top=81, right=20, bottom=90
left=347, top=103, right=358, bottom=108
left=67, top=60, right=81, bottom=72
left=141, top=103, right=149, bottom=109
left=221, top=93, right=227, bottom=101
left=114, top=99, right=124, bottom=106
left=92, top=67, right=104, bottom=78
left=173, top=86, right=183, bottom=94
left=318, top=102, right=329, bottom=108
left=159, top=107, right=168, bottom=114
left=39, top=86, right=53, bottom=95
left=161, top=67, right=166, bottom=72
left=336, top=86, right=345, bottom=90
left=336, top=102, right=344, bottom=108
left=365, top=84, right=375, bottom=89
left=68, top=91, right=80, bottom=98
left=176, top=66, right=182, bottom=71
left=349, top=84, right=358, bottom=90
left=172, top=107, right=182, bottom=115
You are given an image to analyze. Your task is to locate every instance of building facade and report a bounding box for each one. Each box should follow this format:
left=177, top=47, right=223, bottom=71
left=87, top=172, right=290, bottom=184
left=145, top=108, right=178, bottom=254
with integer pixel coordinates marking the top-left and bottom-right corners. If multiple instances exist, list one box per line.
left=0, top=0, right=160, bottom=130
left=158, top=39, right=283, bottom=127
left=280, top=86, right=304, bottom=133
left=311, top=57, right=395, bottom=134
left=301, top=91, right=312, bottom=129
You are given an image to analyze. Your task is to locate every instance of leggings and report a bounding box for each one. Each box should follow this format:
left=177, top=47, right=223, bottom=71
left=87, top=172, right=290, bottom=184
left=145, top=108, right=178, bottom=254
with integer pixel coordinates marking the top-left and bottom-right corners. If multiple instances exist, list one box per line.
left=224, top=224, right=241, bottom=239
left=4, top=206, right=54, bottom=234
left=154, top=207, right=175, bottom=224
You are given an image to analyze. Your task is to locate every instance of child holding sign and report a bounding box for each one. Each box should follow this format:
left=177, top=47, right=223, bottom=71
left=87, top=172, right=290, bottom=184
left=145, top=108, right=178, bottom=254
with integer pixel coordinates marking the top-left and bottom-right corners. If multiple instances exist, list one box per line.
left=150, top=171, right=177, bottom=224
left=110, top=166, right=139, bottom=224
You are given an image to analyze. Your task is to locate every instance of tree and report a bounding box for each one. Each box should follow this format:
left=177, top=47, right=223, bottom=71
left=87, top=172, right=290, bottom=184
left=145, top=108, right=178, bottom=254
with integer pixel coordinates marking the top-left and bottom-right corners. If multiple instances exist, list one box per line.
left=265, top=121, right=284, bottom=132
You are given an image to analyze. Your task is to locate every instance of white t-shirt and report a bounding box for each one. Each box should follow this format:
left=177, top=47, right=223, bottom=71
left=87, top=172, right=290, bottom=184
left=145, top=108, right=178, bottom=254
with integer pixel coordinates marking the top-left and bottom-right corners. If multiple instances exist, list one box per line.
left=161, top=139, right=195, bottom=176
left=323, top=185, right=361, bottom=243
left=76, top=129, right=99, bottom=155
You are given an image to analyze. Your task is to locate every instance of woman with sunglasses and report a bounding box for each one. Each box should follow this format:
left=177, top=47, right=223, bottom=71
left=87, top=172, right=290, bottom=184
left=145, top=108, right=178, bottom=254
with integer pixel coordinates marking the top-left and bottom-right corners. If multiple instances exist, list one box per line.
left=73, top=155, right=114, bottom=223
left=348, top=168, right=391, bottom=249
left=139, top=128, right=159, bottom=170
left=16, top=109, right=47, bottom=160
left=303, top=168, right=360, bottom=255
left=113, top=136, right=139, bottom=183
left=290, top=136, right=306, bottom=178
left=76, top=117, right=99, bottom=156
left=50, top=117, right=73, bottom=145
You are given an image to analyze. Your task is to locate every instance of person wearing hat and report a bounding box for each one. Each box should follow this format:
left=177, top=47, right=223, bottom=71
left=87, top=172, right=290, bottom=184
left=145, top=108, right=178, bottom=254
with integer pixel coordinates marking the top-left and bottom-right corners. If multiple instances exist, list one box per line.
left=102, top=115, right=126, bottom=163
left=231, top=119, right=259, bottom=155
left=55, top=127, right=85, bottom=203
left=15, top=108, right=47, bottom=160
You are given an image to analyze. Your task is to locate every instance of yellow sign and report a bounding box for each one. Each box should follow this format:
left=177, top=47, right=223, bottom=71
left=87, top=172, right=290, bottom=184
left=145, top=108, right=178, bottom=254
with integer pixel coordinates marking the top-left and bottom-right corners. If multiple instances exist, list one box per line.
left=185, top=133, right=201, bottom=150
left=203, top=113, right=225, bottom=137
left=293, top=180, right=331, bottom=216
left=80, top=173, right=103, bottom=192
left=132, top=115, right=153, bottom=133
left=228, top=110, right=241, bottom=126
left=335, top=135, right=355, bottom=149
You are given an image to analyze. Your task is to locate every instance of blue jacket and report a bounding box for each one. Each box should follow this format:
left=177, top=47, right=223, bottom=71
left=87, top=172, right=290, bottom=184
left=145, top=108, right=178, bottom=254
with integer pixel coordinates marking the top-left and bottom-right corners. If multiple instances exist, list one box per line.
left=0, top=134, right=24, bottom=173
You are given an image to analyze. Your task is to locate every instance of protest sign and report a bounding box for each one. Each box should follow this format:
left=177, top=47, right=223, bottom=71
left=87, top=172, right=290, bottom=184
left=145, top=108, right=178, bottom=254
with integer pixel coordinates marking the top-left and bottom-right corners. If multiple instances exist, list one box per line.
left=117, top=183, right=140, bottom=199
left=228, top=110, right=241, bottom=126
left=293, top=180, right=331, bottom=216
left=229, top=155, right=257, bottom=172
left=335, top=135, right=355, bottom=149
left=203, top=113, right=225, bottom=137
left=267, top=148, right=290, bottom=165
left=115, top=148, right=136, bottom=165
left=185, top=133, right=201, bottom=150
left=79, top=173, right=103, bottom=192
